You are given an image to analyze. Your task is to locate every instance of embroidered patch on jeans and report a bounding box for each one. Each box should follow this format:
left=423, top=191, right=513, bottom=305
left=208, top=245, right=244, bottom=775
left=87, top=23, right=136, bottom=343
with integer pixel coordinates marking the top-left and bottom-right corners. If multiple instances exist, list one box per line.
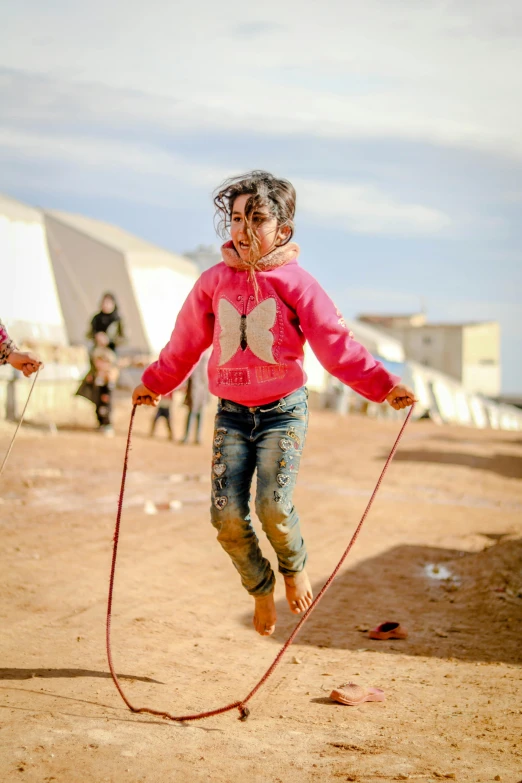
left=286, top=427, right=301, bottom=447
left=277, top=473, right=290, bottom=487
left=274, top=491, right=284, bottom=503
left=213, top=427, right=227, bottom=448
left=217, top=368, right=250, bottom=385
left=214, top=496, right=228, bottom=510
left=214, top=477, right=227, bottom=490
left=255, top=364, right=286, bottom=383
left=279, top=438, right=294, bottom=452
left=213, top=463, right=226, bottom=477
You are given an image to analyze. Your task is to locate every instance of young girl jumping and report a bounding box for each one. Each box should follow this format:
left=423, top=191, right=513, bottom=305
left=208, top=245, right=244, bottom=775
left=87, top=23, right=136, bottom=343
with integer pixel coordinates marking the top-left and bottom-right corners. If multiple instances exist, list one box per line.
left=132, top=171, right=415, bottom=637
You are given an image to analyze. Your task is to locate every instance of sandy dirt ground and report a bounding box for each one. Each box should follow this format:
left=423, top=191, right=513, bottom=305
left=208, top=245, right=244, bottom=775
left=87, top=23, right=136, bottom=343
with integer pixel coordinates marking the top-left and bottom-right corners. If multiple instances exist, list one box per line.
left=1, top=399, right=521, bottom=783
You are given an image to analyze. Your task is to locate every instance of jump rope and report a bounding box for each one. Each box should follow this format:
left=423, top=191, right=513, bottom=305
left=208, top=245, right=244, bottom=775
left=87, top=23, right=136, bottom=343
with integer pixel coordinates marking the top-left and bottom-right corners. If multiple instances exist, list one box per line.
left=106, top=402, right=415, bottom=722
left=0, top=377, right=414, bottom=721
left=0, top=369, right=40, bottom=476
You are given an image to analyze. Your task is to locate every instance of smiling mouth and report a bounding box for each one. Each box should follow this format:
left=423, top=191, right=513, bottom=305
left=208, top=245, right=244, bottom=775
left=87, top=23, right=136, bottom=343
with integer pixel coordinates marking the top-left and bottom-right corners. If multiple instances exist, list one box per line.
left=238, top=241, right=250, bottom=251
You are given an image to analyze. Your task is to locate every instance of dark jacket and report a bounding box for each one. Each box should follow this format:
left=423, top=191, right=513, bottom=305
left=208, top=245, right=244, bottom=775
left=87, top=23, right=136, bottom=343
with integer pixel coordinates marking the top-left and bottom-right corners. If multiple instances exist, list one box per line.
left=87, top=311, right=125, bottom=352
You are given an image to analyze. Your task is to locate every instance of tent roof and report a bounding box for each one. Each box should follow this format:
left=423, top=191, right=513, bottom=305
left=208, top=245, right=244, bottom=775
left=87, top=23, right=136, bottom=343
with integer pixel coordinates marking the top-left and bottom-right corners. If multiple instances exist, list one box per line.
left=0, top=193, right=43, bottom=223
left=45, top=209, right=197, bottom=276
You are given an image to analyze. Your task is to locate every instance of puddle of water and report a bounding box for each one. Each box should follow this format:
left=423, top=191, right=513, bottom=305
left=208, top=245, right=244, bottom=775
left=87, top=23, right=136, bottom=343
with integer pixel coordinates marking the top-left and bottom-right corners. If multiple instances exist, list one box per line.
left=424, top=563, right=456, bottom=581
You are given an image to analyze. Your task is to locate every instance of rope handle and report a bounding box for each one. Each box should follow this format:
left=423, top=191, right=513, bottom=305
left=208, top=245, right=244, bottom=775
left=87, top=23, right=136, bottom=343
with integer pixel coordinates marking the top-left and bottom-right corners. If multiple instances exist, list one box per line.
left=107, top=403, right=415, bottom=722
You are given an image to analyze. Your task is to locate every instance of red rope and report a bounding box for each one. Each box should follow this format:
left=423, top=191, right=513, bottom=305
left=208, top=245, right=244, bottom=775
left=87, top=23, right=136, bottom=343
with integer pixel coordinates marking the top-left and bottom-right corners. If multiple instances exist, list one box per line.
left=106, top=404, right=414, bottom=722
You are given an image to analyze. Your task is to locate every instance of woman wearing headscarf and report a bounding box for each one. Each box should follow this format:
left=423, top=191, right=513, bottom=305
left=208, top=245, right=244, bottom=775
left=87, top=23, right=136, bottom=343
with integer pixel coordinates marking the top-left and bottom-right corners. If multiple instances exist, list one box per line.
left=87, top=292, right=125, bottom=353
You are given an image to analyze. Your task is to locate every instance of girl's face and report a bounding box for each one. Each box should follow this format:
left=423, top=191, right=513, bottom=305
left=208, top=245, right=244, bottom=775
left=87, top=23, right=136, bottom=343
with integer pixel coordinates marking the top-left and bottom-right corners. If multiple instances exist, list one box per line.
left=231, top=194, right=289, bottom=262
left=101, top=296, right=115, bottom=314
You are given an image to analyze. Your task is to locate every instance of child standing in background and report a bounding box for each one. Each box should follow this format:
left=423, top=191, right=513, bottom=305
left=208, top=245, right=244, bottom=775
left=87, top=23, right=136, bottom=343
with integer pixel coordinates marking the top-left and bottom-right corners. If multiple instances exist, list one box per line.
left=91, top=332, right=119, bottom=435
left=132, top=171, right=415, bottom=637
left=150, top=391, right=174, bottom=440
left=181, top=349, right=210, bottom=445
left=77, top=332, right=119, bottom=435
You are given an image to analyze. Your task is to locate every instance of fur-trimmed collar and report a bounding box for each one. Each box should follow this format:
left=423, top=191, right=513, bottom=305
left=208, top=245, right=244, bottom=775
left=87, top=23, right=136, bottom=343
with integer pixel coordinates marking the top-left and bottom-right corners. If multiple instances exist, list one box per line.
left=221, top=240, right=299, bottom=272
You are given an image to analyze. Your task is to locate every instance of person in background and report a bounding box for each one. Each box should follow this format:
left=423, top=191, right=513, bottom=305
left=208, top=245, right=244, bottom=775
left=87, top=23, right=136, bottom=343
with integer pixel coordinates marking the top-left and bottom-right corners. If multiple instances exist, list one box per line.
left=76, top=331, right=119, bottom=435
left=0, top=319, right=42, bottom=376
left=91, top=332, right=119, bottom=435
left=87, top=293, right=125, bottom=353
left=181, top=350, right=210, bottom=445
left=150, top=390, right=174, bottom=440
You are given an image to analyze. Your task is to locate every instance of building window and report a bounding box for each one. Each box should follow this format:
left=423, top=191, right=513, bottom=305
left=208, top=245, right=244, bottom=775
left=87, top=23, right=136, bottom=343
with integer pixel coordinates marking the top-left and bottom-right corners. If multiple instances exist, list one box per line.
left=422, top=336, right=432, bottom=345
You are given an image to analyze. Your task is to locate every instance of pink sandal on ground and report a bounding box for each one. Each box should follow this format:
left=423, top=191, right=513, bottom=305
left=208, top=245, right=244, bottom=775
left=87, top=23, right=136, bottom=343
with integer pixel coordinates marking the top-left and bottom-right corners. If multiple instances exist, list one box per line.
left=329, top=682, right=385, bottom=706
left=368, top=621, right=408, bottom=640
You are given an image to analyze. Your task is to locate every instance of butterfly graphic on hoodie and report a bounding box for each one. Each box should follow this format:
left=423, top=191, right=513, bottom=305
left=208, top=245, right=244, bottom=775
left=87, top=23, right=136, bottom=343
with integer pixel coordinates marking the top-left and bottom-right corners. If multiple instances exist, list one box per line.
left=218, top=298, right=277, bottom=366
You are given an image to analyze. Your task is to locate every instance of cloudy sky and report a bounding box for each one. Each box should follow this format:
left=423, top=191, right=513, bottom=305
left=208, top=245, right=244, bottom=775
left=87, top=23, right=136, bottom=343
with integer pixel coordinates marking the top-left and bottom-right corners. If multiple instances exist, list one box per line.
left=1, top=0, right=521, bottom=391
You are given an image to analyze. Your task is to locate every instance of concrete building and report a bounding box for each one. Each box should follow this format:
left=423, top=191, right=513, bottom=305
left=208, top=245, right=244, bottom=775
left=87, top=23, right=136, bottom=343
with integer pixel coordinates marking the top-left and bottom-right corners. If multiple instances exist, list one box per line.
left=358, top=313, right=501, bottom=398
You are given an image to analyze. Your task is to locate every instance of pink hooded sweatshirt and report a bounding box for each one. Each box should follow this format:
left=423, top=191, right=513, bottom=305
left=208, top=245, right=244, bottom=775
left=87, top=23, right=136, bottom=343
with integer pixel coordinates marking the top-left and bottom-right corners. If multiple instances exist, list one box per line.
left=142, top=242, right=400, bottom=406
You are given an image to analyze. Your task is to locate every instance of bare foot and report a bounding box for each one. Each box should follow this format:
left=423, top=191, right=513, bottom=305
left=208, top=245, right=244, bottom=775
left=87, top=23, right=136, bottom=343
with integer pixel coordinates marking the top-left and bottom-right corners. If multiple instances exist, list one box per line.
left=253, top=593, right=277, bottom=636
left=284, top=570, right=314, bottom=615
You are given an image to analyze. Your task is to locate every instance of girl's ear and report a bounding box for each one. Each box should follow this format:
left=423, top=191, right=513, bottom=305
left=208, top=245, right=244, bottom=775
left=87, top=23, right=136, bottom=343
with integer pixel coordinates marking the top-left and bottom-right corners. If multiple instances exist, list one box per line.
left=276, top=224, right=292, bottom=245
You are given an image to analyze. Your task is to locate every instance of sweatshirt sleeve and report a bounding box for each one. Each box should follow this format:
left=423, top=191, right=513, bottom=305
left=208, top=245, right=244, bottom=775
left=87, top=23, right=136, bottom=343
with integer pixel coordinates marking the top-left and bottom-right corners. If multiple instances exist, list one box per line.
left=294, top=280, right=400, bottom=403
left=0, top=320, right=17, bottom=366
left=141, top=277, right=214, bottom=396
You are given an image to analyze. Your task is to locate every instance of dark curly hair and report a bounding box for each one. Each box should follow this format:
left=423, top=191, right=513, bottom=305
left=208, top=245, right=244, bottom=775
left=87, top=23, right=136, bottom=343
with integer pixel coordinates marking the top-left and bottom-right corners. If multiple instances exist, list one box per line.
left=213, top=171, right=296, bottom=262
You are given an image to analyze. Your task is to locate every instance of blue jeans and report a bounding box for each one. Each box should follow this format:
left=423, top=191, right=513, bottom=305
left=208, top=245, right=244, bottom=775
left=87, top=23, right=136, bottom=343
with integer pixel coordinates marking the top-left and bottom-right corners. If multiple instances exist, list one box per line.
left=210, top=387, right=309, bottom=597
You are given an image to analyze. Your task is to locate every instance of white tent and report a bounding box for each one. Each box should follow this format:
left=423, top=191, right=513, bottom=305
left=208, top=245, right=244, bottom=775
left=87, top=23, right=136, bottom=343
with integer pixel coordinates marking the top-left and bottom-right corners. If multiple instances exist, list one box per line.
left=44, top=210, right=199, bottom=354
left=0, top=194, right=67, bottom=345
left=403, top=360, right=522, bottom=430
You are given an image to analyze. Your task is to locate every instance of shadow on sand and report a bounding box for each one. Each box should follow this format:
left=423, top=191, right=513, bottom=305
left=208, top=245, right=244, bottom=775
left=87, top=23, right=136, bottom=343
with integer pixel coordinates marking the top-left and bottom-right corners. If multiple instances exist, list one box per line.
left=241, top=538, right=522, bottom=665
left=385, top=448, right=522, bottom=480
left=0, top=668, right=163, bottom=683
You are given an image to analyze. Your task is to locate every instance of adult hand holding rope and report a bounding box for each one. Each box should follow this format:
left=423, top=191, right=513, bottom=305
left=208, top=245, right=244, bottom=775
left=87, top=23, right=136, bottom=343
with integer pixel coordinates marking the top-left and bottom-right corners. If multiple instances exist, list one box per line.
left=6, top=350, right=43, bottom=378
left=0, top=320, right=43, bottom=475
